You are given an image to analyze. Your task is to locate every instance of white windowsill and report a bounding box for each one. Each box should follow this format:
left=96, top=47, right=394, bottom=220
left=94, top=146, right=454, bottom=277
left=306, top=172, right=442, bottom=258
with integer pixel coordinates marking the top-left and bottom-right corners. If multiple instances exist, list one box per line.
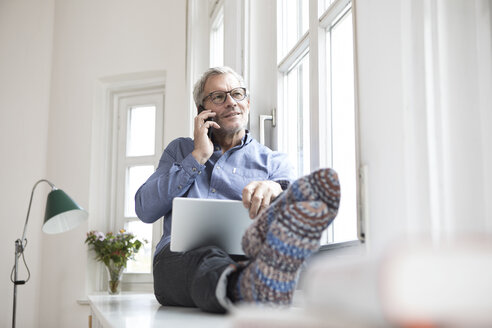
left=87, top=293, right=231, bottom=328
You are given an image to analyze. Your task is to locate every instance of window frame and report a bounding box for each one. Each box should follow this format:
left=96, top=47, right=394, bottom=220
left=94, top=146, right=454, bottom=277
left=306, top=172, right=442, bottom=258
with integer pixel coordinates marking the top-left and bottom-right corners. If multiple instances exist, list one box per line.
left=88, top=72, right=166, bottom=294
left=114, top=90, right=164, bottom=285
left=277, top=0, right=363, bottom=245
left=209, top=1, right=224, bottom=67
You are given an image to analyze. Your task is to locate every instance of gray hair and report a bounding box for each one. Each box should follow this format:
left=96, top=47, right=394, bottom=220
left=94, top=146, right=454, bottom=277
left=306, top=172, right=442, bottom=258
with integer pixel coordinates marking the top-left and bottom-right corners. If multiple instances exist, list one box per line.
left=193, top=66, right=247, bottom=108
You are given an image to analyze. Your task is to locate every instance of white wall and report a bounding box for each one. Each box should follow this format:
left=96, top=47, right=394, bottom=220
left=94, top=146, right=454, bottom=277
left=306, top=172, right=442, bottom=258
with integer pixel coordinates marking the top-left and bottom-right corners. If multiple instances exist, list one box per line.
left=1, top=1, right=187, bottom=327
left=41, top=1, right=187, bottom=327
left=355, top=0, right=408, bottom=252
left=0, top=1, right=54, bottom=327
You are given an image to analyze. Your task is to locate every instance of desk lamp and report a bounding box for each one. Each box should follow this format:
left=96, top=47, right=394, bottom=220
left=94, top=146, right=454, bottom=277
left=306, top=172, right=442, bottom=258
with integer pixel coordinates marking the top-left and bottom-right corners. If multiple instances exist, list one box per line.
left=11, top=179, right=88, bottom=328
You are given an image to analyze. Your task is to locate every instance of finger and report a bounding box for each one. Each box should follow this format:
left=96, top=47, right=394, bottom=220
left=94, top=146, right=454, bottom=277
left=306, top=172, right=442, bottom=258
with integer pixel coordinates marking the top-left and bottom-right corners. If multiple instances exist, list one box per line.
left=206, top=120, right=220, bottom=130
left=257, top=184, right=275, bottom=211
left=249, top=191, right=264, bottom=218
left=199, top=110, right=216, bottom=122
left=197, top=108, right=212, bottom=117
left=242, top=182, right=257, bottom=209
left=242, top=185, right=252, bottom=209
left=261, top=187, right=275, bottom=208
left=195, top=111, right=210, bottom=128
left=249, top=182, right=272, bottom=218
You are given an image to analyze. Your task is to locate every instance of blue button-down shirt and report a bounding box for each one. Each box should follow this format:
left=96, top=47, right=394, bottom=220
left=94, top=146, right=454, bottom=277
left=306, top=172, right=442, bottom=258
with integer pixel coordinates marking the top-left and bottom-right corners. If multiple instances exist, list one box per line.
left=135, top=132, right=295, bottom=256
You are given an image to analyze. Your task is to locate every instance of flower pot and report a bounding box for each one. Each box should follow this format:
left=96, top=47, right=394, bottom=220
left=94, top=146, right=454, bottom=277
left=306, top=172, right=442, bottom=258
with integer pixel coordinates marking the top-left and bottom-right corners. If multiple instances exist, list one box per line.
left=105, top=259, right=125, bottom=295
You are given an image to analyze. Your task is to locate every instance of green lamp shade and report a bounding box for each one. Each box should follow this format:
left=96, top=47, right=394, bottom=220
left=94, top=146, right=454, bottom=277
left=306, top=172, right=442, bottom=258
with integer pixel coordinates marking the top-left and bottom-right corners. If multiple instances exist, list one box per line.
left=42, top=189, right=88, bottom=234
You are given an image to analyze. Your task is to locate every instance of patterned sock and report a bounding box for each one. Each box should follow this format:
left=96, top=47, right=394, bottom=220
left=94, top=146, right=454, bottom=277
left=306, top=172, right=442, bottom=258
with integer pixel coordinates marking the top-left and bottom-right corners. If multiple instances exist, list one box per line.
left=235, top=200, right=337, bottom=304
left=242, top=168, right=340, bottom=259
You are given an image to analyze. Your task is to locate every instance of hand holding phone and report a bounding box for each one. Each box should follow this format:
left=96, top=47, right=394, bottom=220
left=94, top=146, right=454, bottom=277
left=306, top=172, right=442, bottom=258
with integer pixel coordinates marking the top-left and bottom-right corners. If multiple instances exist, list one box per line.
left=198, top=105, right=213, bottom=139
left=192, top=107, right=218, bottom=164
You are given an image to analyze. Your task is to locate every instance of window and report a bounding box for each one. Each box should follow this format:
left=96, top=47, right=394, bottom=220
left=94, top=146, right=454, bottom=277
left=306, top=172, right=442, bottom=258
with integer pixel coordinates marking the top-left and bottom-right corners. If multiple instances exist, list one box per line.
left=210, top=1, right=224, bottom=67
left=90, top=73, right=166, bottom=293
left=323, top=6, right=357, bottom=243
left=116, top=90, right=164, bottom=281
left=278, top=0, right=359, bottom=244
left=277, top=0, right=309, bottom=59
left=281, top=51, right=311, bottom=176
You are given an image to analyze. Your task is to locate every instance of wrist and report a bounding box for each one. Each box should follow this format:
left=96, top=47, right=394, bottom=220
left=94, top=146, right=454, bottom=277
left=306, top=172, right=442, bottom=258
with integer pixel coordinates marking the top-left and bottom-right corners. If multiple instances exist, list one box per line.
left=191, top=150, right=208, bottom=165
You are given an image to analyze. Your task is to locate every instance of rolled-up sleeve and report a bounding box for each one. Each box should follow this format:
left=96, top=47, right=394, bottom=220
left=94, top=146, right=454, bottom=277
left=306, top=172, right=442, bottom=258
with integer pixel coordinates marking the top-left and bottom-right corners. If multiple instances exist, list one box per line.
left=135, top=138, right=205, bottom=223
left=268, top=151, right=296, bottom=189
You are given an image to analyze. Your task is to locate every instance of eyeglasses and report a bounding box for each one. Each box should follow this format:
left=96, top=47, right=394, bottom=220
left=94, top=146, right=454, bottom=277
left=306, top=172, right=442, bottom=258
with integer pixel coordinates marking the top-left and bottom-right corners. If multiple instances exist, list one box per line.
left=203, top=87, right=247, bottom=105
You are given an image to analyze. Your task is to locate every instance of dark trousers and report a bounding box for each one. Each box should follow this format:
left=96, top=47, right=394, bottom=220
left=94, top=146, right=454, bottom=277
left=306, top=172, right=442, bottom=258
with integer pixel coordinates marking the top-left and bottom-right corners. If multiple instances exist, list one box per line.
left=153, top=243, right=247, bottom=313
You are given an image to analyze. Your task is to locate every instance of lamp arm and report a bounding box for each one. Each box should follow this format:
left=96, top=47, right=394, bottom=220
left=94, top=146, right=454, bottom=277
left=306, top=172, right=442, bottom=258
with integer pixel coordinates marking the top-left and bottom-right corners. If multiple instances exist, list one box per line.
left=12, top=179, right=57, bottom=328
left=19, top=179, right=56, bottom=244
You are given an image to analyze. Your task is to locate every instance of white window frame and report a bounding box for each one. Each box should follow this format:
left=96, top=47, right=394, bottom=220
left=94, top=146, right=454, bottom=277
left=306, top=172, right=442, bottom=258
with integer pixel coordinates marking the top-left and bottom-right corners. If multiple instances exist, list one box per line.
left=114, top=90, right=164, bottom=287
left=186, top=0, right=246, bottom=135
left=210, top=1, right=224, bottom=67
left=186, top=0, right=362, bottom=245
left=88, top=72, right=166, bottom=293
left=277, top=0, right=362, bottom=245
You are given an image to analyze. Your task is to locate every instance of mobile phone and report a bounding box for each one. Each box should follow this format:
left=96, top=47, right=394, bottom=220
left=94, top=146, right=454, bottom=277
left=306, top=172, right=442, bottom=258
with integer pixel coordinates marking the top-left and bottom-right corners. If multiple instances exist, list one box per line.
left=198, top=105, right=213, bottom=139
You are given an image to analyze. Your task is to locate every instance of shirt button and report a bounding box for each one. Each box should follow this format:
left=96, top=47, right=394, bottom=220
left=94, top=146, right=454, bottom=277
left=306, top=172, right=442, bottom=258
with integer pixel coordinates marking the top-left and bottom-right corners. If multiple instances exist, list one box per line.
left=192, top=167, right=197, bottom=172
left=178, top=185, right=182, bottom=189
left=211, top=188, right=216, bottom=193
left=198, top=171, right=202, bottom=174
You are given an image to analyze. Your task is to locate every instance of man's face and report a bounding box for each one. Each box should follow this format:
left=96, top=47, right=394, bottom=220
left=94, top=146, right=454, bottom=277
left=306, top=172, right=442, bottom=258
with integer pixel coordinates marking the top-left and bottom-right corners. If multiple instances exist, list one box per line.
left=202, top=73, right=250, bottom=136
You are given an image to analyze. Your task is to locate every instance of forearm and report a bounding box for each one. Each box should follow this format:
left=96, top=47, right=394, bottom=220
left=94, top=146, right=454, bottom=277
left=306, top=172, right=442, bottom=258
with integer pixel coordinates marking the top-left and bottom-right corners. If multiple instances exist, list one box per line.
left=135, top=152, right=205, bottom=222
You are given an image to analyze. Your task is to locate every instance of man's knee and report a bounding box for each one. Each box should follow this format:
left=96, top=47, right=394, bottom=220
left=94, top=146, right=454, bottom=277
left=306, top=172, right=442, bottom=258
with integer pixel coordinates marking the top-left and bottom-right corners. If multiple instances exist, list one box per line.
left=189, top=246, right=236, bottom=313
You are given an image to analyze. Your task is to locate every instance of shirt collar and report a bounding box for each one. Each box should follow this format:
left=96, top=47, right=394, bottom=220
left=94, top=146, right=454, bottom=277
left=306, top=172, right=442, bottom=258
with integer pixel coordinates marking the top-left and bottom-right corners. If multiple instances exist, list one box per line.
left=213, top=130, right=252, bottom=151
left=241, top=130, right=253, bottom=147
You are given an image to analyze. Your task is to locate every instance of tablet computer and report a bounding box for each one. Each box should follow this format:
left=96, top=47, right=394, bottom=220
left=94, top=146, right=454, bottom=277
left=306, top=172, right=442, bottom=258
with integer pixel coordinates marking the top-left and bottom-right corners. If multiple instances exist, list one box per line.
left=170, top=197, right=252, bottom=255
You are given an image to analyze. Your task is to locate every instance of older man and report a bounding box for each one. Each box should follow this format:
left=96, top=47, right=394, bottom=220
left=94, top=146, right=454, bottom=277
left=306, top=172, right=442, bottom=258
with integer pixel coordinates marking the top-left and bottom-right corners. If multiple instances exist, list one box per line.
left=135, top=66, right=340, bottom=313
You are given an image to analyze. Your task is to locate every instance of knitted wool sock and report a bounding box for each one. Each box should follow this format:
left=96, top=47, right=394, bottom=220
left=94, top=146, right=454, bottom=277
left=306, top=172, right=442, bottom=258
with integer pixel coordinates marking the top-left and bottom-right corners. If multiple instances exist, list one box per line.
left=235, top=200, right=337, bottom=304
left=242, top=168, right=340, bottom=259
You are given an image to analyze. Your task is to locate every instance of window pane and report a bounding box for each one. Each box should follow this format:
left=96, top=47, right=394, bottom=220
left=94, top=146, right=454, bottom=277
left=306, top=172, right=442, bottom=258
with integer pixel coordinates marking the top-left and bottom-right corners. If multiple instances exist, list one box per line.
left=210, top=8, right=224, bottom=67
left=127, top=106, right=156, bottom=157
left=125, top=165, right=154, bottom=218
left=285, top=52, right=310, bottom=176
left=328, top=10, right=357, bottom=242
left=318, top=0, right=334, bottom=17
left=278, top=0, right=309, bottom=59
left=124, top=220, right=152, bottom=273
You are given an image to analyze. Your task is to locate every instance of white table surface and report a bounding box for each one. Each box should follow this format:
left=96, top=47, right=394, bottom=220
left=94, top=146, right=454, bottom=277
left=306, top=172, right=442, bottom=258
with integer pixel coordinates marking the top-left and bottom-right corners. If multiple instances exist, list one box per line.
left=88, top=293, right=232, bottom=328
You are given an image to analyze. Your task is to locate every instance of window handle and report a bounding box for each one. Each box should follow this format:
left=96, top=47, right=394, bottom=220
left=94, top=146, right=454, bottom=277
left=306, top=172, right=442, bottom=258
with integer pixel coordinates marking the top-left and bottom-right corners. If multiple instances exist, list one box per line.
left=259, top=108, right=276, bottom=145
left=358, top=164, right=368, bottom=242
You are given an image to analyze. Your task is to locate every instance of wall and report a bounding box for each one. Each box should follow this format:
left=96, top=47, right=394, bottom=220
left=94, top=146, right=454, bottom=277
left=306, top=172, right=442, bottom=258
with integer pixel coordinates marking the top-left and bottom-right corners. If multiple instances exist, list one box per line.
left=0, top=1, right=187, bottom=327
left=0, top=0, right=55, bottom=327
left=1, top=1, right=185, bottom=326
left=355, top=0, right=408, bottom=252
left=38, top=1, right=187, bottom=326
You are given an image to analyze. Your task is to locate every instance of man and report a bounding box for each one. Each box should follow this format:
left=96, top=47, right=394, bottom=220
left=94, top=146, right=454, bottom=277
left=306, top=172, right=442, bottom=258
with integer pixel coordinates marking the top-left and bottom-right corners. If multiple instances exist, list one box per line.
left=135, top=66, right=340, bottom=313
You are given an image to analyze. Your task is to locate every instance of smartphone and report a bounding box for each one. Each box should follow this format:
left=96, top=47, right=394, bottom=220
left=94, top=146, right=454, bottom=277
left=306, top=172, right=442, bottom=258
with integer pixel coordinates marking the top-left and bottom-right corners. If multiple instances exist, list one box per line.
left=198, top=105, right=213, bottom=139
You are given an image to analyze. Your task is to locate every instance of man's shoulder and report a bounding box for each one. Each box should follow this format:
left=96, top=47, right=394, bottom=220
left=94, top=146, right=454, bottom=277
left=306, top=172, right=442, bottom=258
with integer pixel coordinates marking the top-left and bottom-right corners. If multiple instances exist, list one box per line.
left=168, top=136, right=193, bottom=145
left=246, top=135, right=272, bottom=152
left=165, top=137, right=194, bottom=152
left=246, top=136, right=287, bottom=157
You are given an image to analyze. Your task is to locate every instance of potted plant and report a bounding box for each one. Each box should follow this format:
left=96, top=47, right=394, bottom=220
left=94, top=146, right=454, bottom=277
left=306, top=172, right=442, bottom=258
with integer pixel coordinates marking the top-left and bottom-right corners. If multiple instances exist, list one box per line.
left=85, top=229, right=144, bottom=294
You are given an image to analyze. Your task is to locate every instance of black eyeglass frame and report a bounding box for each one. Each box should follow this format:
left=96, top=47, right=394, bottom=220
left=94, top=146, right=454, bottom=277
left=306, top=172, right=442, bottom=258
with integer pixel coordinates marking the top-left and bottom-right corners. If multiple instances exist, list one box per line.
left=202, top=87, right=248, bottom=105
